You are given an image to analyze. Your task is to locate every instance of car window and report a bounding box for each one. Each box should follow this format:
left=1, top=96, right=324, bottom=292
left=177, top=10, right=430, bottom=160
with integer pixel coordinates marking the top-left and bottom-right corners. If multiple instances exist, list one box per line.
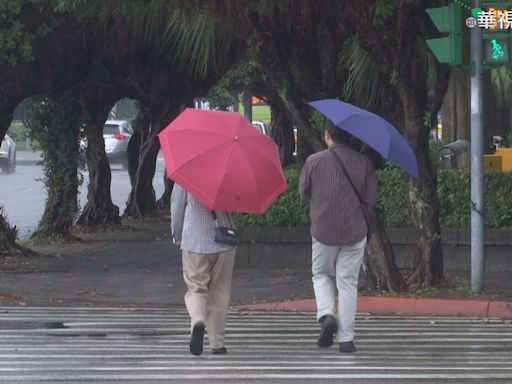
left=103, top=124, right=120, bottom=135
left=122, top=124, right=133, bottom=135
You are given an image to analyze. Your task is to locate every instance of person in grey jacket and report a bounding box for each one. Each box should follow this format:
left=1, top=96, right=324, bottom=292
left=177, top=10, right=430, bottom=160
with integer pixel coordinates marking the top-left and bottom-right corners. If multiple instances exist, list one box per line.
left=170, top=183, right=237, bottom=356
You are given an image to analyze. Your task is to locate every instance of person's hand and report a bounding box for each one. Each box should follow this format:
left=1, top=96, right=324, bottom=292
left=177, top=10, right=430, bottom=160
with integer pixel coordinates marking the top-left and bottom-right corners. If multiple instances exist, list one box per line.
left=173, top=238, right=181, bottom=246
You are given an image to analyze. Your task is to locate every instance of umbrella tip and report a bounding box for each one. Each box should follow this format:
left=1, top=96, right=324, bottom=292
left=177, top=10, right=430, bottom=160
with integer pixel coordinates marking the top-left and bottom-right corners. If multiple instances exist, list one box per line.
left=233, top=136, right=239, bottom=141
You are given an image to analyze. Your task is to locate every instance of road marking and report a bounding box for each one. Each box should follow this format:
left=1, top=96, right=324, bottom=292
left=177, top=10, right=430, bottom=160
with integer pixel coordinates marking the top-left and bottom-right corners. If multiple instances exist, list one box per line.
left=0, top=307, right=510, bottom=382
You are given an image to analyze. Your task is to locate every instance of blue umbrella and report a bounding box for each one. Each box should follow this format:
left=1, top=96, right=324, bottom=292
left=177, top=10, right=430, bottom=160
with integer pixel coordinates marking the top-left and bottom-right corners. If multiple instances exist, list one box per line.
left=309, top=99, right=419, bottom=179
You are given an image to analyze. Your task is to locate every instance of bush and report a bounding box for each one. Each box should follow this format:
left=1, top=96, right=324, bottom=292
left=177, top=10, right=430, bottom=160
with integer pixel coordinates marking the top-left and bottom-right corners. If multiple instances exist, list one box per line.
left=7, top=122, right=29, bottom=141
left=378, top=167, right=512, bottom=229
left=234, top=166, right=309, bottom=227
left=238, top=140, right=512, bottom=229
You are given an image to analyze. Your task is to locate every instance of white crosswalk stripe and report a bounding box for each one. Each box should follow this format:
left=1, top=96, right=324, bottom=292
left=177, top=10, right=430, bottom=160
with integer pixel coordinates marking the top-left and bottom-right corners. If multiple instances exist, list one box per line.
left=0, top=307, right=511, bottom=383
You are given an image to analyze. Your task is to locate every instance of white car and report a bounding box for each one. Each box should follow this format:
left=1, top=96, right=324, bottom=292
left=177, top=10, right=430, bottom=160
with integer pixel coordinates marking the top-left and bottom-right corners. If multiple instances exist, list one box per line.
left=252, top=121, right=271, bottom=136
left=103, top=120, right=133, bottom=169
left=0, top=134, right=16, bottom=174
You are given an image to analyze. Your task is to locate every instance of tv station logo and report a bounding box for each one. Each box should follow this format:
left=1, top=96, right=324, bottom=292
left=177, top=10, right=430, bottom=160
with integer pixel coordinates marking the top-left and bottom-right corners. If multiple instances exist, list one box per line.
left=466, top=7, right=512, bottom=29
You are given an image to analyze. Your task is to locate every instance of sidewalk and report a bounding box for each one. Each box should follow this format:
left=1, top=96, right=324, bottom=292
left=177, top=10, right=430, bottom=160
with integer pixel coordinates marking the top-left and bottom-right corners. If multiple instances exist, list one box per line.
left=237, top=296, right=512, bottom=319
left=0, top=218, right=511, bottom=318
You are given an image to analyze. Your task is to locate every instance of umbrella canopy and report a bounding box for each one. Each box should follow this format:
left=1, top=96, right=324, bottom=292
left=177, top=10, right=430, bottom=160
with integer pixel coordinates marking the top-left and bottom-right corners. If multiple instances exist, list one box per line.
left=309, top=99, right=419, bottom=179
left=157, top=108, right=287, bottom=214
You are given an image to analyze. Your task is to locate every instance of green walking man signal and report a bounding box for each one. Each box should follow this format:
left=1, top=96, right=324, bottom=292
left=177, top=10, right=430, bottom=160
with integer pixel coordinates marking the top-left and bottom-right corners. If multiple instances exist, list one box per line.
left=491, top=39, right=505, bottom=60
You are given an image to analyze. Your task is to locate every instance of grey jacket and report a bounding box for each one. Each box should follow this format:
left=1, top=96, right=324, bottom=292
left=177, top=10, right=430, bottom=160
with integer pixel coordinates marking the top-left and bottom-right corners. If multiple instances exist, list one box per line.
left=170, top=184, right=236, bottom=254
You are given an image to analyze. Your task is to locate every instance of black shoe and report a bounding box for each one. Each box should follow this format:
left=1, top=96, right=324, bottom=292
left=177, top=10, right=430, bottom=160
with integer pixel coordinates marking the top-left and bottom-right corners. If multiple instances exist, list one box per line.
left=212, top=347, right=227, bottom=355
left=317, top=315, right=337, bottom=348
left=339, top=341, right=357, bottom=353
left=189, top=322, right=205, bottom=356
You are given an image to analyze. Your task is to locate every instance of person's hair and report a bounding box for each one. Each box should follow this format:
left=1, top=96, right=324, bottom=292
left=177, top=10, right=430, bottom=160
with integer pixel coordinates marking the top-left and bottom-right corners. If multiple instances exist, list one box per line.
left=325, top=121, right=351, bottom=143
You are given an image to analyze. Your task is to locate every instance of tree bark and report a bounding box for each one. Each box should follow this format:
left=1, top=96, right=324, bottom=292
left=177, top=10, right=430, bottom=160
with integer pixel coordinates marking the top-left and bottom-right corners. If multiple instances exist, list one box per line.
left=242, top=90, right=252, bottom=122
left=278, top=87, right=324, bottom=153
left=454, top=70, right=470, bottom=141
left=76, top=85, right=121, bottom=227
left=267, top=92, right=295, bottom=167
left=362, top=209, right=406, bottom=292
left=124, top=135, right=160, bottom=218
left=400, top=88, right=444, bottom=286
left=157, top=173, right=174, bottom=212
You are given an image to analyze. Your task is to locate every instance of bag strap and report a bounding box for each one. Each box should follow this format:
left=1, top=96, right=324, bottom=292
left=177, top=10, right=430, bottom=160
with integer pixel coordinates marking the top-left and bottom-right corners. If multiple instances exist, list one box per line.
left=329, top=148, right=367, bottom=208
left=211, top=210, right=234, bottom=228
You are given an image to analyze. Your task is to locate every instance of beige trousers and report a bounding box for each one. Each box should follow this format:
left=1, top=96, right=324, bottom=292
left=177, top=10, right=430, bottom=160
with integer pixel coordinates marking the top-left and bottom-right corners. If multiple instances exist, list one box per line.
left=181, top=248, right=236, bottom=349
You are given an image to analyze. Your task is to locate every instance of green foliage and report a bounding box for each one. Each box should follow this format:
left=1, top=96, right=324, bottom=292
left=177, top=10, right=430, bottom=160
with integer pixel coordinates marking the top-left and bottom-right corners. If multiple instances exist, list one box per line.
left=372, top=0, right=395, bottom=26
left=376, top=164, right=409, bottom=227
left=245, top=158, right=512, bottom=230
left=378, top=167, right=512, bottom=229
left=429, top=139, right=445, bottom=169
left=234, top=167, right=309, bottom=227
left=7, top=121, right=27, bottom=141
left=24, top=91, right=82, bottom=238
left=0, top=0, right=70, bottom=66
left=203, top=58, right=273, bottom=112
left=111, top=98, right=139, bottom=120
left=436, top=169, right=471, bottom=229
left=0, top=0, right=33, bottom=65
left=507, top=131, right=512, bottom=147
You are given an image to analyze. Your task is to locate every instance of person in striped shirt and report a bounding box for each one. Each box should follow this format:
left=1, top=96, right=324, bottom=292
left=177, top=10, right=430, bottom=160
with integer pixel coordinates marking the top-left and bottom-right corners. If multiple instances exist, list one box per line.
left=171, top=184, right=237, bottom=356
left=299, top=124, right=377, bottom=353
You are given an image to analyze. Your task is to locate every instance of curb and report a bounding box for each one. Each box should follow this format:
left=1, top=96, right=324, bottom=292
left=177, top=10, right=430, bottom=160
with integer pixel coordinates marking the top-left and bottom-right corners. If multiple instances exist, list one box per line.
left=236, top=296, right=512, bottom=319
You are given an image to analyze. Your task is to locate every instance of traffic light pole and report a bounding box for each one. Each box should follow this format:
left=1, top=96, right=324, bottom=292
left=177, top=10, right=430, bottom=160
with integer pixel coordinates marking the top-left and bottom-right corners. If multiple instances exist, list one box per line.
left=470, top=0, right=485, bottom=294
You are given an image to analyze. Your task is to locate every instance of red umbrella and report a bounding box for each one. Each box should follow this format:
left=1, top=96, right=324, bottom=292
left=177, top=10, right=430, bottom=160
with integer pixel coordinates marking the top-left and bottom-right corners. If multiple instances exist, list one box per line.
left=157, top=108, right=287, bottom=214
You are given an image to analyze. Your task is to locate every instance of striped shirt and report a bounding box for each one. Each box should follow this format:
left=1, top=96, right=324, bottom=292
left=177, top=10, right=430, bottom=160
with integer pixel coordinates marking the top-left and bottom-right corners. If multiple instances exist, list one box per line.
left=299, top=142, right=377, bottom=246
left=170, top=184, right=236, bottom=254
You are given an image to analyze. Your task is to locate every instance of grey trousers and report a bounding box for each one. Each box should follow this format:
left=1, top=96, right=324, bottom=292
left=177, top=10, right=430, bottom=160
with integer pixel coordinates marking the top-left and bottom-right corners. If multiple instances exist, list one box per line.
left=312, top=237, right=366, bottom=343
left=182, top=248, right=236, bottom=349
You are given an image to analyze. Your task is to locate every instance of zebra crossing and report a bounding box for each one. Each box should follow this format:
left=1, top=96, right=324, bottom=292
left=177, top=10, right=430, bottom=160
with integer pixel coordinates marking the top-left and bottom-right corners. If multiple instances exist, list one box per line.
left=0, top=306, right=511, bottom=383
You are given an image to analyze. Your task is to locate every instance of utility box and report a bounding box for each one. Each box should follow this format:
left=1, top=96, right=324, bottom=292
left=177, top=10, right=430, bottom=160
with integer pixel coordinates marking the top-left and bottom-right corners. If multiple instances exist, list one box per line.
left=438, top=139, right=470, bottom=169
left=484, top=154, right=503, bottom=172
left=485, top=148, right=512, bottom=172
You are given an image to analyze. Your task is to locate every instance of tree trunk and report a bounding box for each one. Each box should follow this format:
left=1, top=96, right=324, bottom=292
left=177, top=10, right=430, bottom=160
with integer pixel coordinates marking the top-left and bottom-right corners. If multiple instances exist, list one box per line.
left=361, top=209, right=406, bottom=292
left=441, top=72, right=456, bottom=143
left=157, top=172, right=174, bottom=212
left=28, top=92, right=82, bottom=240
left=455, top=70, right=470, bottom=141
left=124, top=97, right=182, bottom=218
left=400, top=89, right=444, bottom=286
left=483, top=72, right=511, bottom=151
left=127, top=130, right=142, bottom=188
left=124, top=136, right=160, bottom=218
left=242, top=90, right=252, bottom=122
left=76, top=87, right=121, bottom=227
left=278, top=87, right=324, bottom=153
left=267, top=92, right=295, bottom=166
left=441, top=69, right=469, bottom=143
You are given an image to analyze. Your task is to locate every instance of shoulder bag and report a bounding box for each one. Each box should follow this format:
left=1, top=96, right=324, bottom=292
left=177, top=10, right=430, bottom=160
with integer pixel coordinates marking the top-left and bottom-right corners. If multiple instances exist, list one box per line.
left=211, top=211, right=240, bottom=246
left=329, top=148, right=374, bottom=242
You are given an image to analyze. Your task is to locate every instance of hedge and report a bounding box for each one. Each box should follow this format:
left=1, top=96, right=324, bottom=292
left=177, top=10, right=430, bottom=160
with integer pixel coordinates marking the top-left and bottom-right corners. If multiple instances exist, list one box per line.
left=235, top=165, right=512, bottom=229
left=379, top=168, right=512, bottom=229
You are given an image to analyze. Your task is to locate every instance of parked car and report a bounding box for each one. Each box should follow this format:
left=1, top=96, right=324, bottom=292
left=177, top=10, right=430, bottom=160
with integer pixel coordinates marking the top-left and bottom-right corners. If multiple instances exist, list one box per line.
left=103, top=120, right=133, bottom=169
left=0, top=134, right=16, bottom=174
left=252, top=120, right=271, bottom=136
